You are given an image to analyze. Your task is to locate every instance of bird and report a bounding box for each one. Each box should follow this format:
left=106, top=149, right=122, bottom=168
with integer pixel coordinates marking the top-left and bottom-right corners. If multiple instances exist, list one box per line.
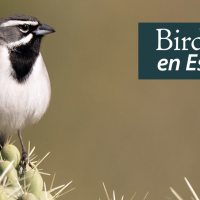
left=0, top=14, right=55, bottom=175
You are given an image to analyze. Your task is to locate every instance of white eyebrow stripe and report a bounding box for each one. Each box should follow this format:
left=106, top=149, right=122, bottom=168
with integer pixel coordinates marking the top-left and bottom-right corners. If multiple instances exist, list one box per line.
left=0, top=20, right=38, bottom=27
left=8, top=33, right=33, bottom=49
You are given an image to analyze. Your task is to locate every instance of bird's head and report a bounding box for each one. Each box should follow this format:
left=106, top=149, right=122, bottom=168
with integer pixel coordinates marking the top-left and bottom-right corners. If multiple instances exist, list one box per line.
left=0, top=15, right=55, bottom=83
left=0, top=14, right=55, bottom=50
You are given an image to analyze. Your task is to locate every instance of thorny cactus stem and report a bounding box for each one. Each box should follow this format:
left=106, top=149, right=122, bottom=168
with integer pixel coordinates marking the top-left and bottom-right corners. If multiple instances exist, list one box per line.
left=0, top=142, right=74, bottom=200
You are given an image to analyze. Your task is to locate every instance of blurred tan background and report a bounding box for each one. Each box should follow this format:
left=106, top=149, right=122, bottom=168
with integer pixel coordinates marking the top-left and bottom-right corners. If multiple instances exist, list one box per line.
left=1, top=0, right=200, bottom=199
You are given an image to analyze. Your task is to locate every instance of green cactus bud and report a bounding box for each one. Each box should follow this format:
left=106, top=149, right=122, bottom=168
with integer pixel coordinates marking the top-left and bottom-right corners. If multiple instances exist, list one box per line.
left=18, top=193, right=37, bottom=200
left=0, top=161, right=18, bottom=187
left=39, top=191, right=54, bottom=200
left=20, top=166, right=43, bottom=198
left=1, top=144, right=20, bottom=168
left=0, top=190, right=8, bottom=200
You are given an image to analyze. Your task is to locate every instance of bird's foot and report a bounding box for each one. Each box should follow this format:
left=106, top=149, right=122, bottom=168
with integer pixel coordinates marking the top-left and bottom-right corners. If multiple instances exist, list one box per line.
left=17, top=150, right=33, bottom=177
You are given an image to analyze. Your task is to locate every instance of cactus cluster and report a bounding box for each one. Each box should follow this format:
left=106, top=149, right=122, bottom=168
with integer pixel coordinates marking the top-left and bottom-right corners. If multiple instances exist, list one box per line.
left=0, top=142, right=73, bottom=200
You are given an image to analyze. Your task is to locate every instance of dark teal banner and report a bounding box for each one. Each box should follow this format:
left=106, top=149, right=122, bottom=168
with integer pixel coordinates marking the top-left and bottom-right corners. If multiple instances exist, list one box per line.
left=139, top=23, right=200, bottom=79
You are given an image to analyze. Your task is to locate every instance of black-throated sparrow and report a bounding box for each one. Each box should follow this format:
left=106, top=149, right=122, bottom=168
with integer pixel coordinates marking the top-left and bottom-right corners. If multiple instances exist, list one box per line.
left=0, top=15, right=55, bottom=175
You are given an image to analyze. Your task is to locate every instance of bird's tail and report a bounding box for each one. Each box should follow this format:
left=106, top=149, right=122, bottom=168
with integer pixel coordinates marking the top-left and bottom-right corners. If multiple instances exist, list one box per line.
left=0, top=134, right=7, bottom=150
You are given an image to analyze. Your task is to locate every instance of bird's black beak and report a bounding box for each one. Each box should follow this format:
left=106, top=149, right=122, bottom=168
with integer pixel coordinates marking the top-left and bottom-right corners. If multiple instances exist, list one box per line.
left=33, top=22, right=55, bottom=35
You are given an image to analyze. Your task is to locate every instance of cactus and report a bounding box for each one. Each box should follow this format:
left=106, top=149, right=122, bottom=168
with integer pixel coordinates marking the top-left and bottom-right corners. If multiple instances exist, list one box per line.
left=1, top=144, right=20, bottom=168
left=0, top=142, right=74, bottom=200
left=170, top=177, right=199, bottom=200
left=101, top=183, right=149, bottom=200
left=0, top=161, right=18, bottom=187
left=19, top=166, right=43, bottom=198
left=0, top=190, right=8, bottom=200
left=38, top=191, right=53, bottom=200
left=18, top=193, right=37, bottom=200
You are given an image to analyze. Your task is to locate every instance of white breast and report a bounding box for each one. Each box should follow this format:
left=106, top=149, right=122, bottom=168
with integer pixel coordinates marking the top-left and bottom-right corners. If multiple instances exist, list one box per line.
left=0, top=47, right=51, bottom=135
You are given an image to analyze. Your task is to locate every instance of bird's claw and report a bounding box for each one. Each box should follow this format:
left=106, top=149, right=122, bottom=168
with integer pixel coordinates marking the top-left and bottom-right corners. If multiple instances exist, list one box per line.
left=17, top=151, right=33, bottom=177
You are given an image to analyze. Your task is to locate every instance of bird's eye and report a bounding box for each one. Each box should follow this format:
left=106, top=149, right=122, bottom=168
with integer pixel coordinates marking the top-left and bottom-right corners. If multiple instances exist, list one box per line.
left=19, top=24, right=29, bottom=33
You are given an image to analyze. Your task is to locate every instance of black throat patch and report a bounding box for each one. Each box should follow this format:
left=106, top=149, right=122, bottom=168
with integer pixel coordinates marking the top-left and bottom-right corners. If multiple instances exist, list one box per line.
left=9, top=36, right=42, bottom=83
